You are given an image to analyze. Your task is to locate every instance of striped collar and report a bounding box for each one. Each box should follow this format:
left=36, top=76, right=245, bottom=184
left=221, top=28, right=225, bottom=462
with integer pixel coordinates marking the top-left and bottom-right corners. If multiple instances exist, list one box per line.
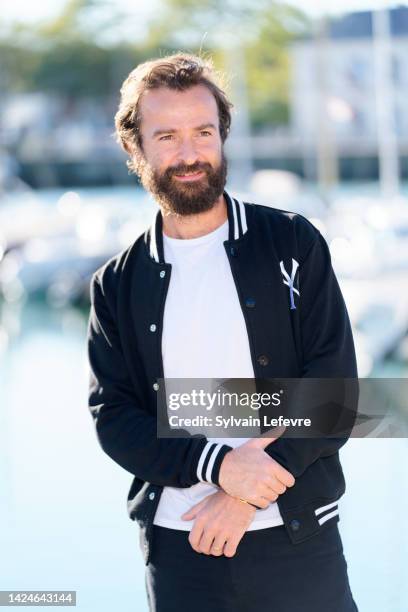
left=145, top=190, right=248, bottom=264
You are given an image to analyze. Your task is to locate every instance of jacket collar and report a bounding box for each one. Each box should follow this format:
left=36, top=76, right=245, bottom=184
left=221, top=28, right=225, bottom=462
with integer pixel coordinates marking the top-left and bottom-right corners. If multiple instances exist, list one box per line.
left=145, top=190, right=248, bottom=264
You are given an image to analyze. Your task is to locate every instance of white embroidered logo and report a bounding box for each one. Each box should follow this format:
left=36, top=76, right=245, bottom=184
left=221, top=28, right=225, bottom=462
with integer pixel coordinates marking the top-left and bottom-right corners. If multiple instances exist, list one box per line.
left=280, top=258, right=300, bottom=310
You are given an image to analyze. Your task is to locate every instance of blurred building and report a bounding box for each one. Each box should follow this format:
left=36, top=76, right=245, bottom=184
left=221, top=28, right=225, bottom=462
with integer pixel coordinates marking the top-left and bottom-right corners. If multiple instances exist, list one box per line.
left=0, top=92, right=126, bottom=188
left=290, top=5, right=408, bottom=180
left=2, top=6, right=408, bottom=188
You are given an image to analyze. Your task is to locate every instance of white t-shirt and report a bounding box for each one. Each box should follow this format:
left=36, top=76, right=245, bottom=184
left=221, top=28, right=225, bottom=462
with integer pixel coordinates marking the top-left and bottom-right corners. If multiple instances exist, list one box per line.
left=153, top=218, right=284, bottom=530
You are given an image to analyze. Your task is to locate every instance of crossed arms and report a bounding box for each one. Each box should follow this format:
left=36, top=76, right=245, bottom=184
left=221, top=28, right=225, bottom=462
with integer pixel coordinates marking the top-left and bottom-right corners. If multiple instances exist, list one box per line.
left=87, top=231, right=357, bottom=557
left=180, top=434, right=296, bottom=557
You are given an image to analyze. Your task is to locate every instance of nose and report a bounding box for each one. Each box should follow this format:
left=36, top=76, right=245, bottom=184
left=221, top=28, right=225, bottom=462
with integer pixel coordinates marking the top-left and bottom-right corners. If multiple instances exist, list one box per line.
left=176, top=136, right=200, bottom=166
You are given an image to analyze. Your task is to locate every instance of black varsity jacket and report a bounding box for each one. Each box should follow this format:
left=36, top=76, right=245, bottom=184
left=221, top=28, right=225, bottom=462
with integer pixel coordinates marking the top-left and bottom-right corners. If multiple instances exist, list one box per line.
left=86, top=190, right=358, bottom=565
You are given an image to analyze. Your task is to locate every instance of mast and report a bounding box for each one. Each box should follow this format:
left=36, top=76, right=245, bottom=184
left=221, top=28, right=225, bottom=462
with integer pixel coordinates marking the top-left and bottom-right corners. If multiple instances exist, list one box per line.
left=373, top=6, right=400, bottom=200
left=315, top=14, right=339, bottom=198
left=223, top=38, right=254, bottom=191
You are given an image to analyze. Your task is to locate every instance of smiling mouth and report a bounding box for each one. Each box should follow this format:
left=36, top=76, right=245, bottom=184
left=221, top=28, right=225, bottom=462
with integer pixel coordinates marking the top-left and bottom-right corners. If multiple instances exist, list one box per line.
left=173, top=171, right=206, bottom=182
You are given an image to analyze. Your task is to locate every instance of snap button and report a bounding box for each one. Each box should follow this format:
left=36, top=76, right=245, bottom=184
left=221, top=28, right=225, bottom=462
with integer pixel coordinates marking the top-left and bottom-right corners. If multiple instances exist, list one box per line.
left=150, top=324, right=157, bottom=332
left=160, top=270, right=166, bottom=278
left=290, top=519, right=301, bottom=531
left=153, top=383, right=159, bottom=391
left=257, top=355, right=269, bottom=366
left=148, top=492, right=155, bottom=501
left=245, top=297, right=256, bottom=308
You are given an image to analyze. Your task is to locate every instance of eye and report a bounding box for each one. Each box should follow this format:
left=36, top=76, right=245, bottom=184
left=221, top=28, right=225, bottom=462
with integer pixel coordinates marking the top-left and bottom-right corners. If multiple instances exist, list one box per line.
left=200, top=130, right=211, bottom=136
left=159, top=135, right=173, bottom=141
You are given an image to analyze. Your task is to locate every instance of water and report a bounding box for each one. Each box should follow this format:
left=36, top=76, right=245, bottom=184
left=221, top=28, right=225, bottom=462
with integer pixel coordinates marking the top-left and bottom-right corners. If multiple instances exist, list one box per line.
left=1, top=298, right=407, bottom=611
left=1, top=185, right=407, bottom=611
left=0, top=301, right=147, bottom=610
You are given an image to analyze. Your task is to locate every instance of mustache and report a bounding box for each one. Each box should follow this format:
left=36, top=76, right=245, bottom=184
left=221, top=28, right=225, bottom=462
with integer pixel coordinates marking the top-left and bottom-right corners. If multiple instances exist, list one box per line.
left=165, top=162, right=212, bottom=178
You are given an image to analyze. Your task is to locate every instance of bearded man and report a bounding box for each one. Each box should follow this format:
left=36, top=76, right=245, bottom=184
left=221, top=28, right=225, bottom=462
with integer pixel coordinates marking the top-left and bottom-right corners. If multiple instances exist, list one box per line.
left=86, top=53, right=359, bottom=612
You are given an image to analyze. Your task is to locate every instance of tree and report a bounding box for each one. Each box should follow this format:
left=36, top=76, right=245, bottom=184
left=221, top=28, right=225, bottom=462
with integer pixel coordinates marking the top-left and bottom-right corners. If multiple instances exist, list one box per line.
left=145, top=0, right=311, bottom=128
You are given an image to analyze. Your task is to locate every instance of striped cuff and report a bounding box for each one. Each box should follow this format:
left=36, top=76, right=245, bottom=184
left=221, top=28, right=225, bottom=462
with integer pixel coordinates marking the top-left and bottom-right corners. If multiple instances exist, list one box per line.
left=196, top=442, right=233, bottom=486
left=315, top=500, right=340, bottom=525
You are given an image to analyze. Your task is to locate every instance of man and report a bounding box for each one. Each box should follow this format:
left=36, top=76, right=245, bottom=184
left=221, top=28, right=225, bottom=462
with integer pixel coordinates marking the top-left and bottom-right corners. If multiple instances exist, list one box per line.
left=87, top=53, right=359, bottom=611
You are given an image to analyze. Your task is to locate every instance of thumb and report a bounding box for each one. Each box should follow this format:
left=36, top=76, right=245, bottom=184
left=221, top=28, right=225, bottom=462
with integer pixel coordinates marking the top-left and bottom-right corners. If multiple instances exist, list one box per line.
left=246, top=425, right=286, bottom=450
left=181, top=499, right=206, bottom=521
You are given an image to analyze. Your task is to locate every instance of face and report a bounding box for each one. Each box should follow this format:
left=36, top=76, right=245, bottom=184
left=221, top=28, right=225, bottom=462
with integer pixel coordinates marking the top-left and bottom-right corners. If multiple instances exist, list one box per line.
left=135, top=84, right=227, bottom=216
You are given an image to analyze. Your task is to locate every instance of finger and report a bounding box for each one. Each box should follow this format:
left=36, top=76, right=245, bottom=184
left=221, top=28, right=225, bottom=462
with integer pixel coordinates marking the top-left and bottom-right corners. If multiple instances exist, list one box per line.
left=258, top=485, right=279, bottom=503
left=272, top=464, right=296, bottom=488
left=198, top=529, right=217, bottom=555
left=251, top=495, right=270, bottom=509
left=246, top=426, right=286, bottom=450
left=181, top=499, right=206, bottom=521
left=264, top=477, right=287, bottom=496
left=223, top=535, right=241, bottom=558
left=188, top=521, right=204, bottom=553
left=181, top=509, right=196, bottom=520
left=210, top=535, right=227, bottom=557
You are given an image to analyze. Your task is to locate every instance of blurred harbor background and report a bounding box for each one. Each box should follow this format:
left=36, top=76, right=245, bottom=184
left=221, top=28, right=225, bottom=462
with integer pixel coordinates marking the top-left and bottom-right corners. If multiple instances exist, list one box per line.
left=1, top=1, right=408, bottom=610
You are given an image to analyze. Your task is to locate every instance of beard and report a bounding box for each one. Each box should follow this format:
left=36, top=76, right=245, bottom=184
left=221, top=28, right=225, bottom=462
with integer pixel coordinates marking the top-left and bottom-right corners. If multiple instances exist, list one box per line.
left=136, top=150, right=228, bottom=216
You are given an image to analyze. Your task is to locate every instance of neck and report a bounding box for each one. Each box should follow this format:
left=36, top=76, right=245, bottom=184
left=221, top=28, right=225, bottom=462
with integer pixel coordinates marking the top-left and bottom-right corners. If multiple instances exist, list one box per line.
left=161, top=194, right=227, bottom=239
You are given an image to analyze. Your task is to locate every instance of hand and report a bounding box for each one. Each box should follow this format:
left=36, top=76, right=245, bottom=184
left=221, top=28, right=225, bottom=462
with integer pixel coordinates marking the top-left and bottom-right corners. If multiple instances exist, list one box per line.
left=181, top=489, right=256, bottom=557
left=218, top=428, right=295, bottom=508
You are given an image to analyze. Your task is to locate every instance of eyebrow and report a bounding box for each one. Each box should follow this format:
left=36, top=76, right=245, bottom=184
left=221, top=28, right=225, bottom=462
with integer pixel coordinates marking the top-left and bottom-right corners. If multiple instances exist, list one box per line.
left=152, top=123, right=217, bottom=138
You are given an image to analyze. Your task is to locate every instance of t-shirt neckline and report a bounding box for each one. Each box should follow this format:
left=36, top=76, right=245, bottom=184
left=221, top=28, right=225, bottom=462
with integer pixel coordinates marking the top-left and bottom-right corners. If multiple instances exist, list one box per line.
left=162, top=219, right=228, bottom=247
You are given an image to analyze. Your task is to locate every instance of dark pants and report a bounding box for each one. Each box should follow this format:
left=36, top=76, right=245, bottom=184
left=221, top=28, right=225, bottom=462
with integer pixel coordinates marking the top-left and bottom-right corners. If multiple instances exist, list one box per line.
left=144, top=521, right=359, bottom=612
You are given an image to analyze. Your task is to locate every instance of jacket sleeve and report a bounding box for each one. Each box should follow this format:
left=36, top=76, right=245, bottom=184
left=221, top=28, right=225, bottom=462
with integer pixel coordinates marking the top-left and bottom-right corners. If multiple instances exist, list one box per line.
left=87, top=271, right=232, bottom=488
left=264, top=229, right=358, bottom=477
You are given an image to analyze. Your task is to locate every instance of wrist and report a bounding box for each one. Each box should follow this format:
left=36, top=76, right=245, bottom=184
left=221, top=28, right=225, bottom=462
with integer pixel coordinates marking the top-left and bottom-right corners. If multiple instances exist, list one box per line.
left=233, top=496, right=259, bottom=510
left=197, top=443, right=233, bottom=487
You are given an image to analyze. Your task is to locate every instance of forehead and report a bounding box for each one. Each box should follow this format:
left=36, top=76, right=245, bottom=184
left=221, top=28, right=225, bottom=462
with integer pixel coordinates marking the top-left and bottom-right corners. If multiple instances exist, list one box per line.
left=139, top=84, right=219, bottom=133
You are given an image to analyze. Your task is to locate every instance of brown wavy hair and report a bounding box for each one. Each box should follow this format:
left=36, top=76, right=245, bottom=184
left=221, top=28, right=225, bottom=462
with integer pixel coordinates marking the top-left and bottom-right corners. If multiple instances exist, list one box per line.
left=114, top=52, right=233, bottom=175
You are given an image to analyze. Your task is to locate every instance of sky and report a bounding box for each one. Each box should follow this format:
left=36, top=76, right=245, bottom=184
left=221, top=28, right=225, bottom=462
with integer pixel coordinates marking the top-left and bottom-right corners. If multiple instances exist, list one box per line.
left=1, top=0, right=405, bottom=25
left=0, top=0, right=156, bottom=25
left=288, top=0, right=404, bottom=15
